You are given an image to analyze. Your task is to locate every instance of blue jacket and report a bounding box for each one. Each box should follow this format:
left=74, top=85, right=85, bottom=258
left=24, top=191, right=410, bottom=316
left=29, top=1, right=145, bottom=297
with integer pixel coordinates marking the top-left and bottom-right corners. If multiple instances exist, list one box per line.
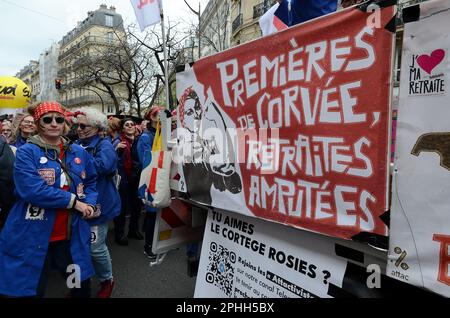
left=137, top=127, right=156, bottom=170
left=0, top=137, right=98, bottom=297
left=13, top=135, right=27, bottom=148
left=136, top=128, right=157, bottom=213
left=76, top=135, right=121, bottom=226
left=106, top=132, right=120, bottom=144
left=275, top=0, right=338, bottom=26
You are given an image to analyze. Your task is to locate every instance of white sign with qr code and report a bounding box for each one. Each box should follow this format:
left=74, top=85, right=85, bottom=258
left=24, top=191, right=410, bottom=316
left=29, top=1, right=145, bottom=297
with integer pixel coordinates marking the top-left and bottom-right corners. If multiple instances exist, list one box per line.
left=195, top=210, right=349, bottom=298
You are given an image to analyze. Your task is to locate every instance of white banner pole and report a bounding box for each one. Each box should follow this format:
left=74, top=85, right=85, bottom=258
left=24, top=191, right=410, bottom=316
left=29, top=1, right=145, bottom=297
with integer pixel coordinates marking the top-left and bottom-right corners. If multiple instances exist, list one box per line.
left=160, top=1, right=170, bottom=151
left=160, top=2, right=170, bottom=111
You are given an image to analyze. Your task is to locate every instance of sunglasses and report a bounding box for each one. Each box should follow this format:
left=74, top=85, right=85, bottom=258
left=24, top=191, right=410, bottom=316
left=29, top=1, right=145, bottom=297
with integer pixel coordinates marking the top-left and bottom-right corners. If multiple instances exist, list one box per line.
left=41, top=116, right=65, bottom=125
left=73, top=123, right=92, bottom=130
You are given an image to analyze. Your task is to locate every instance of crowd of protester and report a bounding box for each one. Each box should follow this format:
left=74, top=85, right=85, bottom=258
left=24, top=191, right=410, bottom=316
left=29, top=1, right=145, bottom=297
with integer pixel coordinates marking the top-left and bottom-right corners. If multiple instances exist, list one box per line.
left=0, top=101, right=173, bottom=298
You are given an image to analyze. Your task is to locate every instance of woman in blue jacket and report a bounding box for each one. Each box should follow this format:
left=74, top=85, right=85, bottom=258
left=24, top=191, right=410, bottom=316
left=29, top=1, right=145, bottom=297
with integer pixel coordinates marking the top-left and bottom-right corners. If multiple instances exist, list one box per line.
left=11, top=113, right=36, bottom=148
left=0, top=101, right=98, bottom=298
left=74, top=107, right=120, bottom=298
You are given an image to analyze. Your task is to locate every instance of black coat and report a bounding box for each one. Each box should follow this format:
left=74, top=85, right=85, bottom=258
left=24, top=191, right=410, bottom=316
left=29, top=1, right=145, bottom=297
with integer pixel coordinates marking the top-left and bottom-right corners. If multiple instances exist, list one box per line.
left=0, top=139, right=15, bottom=227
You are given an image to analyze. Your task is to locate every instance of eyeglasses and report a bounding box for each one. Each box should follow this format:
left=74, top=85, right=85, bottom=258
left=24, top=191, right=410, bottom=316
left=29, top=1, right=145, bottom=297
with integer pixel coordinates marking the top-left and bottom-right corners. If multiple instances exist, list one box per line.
left=73, top=123, right=92, bottom=130
left=22, top=120, right=35, bottom=126
left=41, top=116, right=65, bottom=125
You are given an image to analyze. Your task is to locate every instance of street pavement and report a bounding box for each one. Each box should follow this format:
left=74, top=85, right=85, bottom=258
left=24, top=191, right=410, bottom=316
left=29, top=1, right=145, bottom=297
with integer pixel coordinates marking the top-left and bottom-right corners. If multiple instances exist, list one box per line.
left=45, top=224, right=197, bottom=298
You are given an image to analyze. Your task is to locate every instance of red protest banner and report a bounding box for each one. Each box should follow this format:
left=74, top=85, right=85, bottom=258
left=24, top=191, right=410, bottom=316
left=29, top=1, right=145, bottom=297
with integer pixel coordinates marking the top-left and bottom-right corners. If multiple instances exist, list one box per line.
left=175, top=5, right=395, bottom=240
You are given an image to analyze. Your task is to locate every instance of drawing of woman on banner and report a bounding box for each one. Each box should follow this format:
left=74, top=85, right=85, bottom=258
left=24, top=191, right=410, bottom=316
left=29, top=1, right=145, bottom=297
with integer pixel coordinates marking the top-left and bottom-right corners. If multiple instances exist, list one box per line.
left=177, top=85, right=242, bottom=207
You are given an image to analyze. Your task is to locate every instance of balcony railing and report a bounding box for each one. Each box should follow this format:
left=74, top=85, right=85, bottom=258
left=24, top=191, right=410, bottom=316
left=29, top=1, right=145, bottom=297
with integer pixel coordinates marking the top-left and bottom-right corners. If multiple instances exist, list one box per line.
left=253, top=0, right=277, bottom=19
left=57, top=66, right=71, bottom=78
left=232, top=13, right=243, bottom=34
left=72, top=55, right=92, bottom=69
left=59, top=36, right=118, bottom=61
left=62, top=94, right=108, bottom=107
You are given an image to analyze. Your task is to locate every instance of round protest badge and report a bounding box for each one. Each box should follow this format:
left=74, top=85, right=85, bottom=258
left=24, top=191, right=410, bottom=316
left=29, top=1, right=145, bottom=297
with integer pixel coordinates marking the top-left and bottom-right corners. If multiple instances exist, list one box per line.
left=81, top=171, right=86, bottom=179
left=74, top=158, right=82, bottom=165
left=40, top=157, right=48, bottom=164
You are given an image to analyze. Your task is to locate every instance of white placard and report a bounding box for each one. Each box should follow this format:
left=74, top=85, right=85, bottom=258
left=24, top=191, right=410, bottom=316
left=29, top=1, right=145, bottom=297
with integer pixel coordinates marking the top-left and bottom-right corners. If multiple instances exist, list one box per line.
left=195, top=210, right=351, bottom=298
left=130, top=0, right=161, bottom=32
left=388, top=0, right=450, bottom=297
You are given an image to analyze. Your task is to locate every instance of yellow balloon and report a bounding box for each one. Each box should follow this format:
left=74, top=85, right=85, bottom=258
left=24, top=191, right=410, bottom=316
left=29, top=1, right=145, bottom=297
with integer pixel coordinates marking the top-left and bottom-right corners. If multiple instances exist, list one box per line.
left=0, top=76, right=31, bottom=109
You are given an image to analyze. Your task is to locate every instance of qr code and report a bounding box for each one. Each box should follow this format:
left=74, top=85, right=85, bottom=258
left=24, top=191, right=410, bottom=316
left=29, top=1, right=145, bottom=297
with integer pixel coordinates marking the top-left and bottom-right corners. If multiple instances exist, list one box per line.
left=205, top=242, right=236, bottom=297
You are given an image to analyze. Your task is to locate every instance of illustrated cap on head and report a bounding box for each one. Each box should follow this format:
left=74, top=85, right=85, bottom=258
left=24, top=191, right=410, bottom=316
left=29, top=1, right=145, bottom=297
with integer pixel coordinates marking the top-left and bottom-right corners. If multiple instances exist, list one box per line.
left=33, top=101, right=65, bottom=122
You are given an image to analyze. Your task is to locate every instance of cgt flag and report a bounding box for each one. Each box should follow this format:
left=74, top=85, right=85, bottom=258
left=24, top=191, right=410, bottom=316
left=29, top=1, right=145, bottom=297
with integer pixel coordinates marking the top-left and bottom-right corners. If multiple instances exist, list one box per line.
left=276, top=0, right=338, bottom=26
left=130, top=0, right=162, bottom=31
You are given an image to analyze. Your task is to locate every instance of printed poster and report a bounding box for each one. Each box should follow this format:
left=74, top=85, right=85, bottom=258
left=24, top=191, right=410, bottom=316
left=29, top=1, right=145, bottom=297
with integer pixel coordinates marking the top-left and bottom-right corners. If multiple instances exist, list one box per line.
left=388, top=0, right=450, bottom=297
left=195, top=210, right=386, bottom=298
left=175, top=4, right=395, bottom=240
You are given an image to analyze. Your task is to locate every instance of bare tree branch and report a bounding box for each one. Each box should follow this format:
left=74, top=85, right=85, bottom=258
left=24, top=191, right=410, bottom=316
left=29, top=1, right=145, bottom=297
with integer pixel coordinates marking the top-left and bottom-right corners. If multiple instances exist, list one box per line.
left=183, top=0, right=199, bottom=15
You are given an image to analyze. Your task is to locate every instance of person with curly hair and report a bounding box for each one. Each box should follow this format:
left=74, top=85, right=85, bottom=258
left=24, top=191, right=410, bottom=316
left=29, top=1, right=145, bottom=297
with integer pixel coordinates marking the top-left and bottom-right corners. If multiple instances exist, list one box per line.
left=73, top=107, right=121, bottom=298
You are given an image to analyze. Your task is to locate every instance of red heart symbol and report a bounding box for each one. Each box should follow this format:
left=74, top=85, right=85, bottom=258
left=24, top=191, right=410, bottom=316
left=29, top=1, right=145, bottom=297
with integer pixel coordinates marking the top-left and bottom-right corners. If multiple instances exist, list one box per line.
left=417, top=49, right=445, bottom=74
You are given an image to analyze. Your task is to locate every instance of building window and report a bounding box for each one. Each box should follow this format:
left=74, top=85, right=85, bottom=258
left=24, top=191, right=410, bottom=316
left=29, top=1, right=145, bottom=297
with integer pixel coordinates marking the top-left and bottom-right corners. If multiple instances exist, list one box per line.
left=107, top=32, right=114, bottom=44
left=105, top=14, right=114, bottom=27
left=107, top=105, right=114, bottom=113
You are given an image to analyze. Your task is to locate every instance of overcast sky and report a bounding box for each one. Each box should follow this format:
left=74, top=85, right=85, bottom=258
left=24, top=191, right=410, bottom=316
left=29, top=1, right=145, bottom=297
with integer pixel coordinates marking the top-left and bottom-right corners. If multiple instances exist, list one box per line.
left=0, top=0, right=209, bottom=76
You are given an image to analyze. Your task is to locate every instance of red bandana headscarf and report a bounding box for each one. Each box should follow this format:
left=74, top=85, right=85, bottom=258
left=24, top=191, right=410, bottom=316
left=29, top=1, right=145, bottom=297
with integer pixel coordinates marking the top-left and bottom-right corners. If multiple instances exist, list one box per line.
left=33, top=101, right=66, bottom=122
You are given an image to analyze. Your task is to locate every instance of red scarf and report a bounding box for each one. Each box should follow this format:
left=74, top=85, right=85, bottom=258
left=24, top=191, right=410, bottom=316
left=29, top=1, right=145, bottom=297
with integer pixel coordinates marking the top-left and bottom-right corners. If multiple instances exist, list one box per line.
left=121, top=135, right=133, bottom=178
left=50, top=143, right=69, bottom=242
